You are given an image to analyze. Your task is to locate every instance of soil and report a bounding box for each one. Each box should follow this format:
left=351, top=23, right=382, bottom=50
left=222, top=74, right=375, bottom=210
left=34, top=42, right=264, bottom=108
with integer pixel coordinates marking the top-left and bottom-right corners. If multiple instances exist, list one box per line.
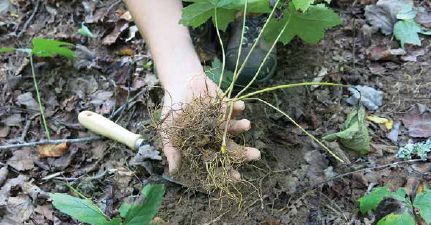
left=1, top=0, right=431, bottom=225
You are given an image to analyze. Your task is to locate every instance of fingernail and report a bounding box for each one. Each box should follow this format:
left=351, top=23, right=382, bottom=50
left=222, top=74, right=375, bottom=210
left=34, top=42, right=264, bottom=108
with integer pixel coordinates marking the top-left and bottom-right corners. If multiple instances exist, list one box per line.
left=245, top=147, right=261, bottom=161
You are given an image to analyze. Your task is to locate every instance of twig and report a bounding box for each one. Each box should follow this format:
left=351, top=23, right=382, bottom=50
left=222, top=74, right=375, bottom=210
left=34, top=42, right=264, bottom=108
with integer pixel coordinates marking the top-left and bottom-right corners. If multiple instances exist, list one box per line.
left=16, top=0, right=41, bottom=37
left=306, top=159, right=426, bottom=191
left=18, top=113, right=39, bottom=143
left=0, top=136, right=101, bottom=150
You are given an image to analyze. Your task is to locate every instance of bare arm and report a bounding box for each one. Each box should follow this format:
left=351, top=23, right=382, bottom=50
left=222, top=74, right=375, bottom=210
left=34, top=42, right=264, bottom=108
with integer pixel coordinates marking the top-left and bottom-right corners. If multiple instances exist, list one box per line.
left=123, top=0, right=203, bottom=97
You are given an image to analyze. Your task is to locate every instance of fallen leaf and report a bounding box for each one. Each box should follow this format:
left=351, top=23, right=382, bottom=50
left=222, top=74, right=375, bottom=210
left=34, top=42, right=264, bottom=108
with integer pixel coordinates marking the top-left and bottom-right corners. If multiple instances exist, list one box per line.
left=364, top=0, right=413, bottom=35
left=400, top=48, right=425, bottom=62
left=368, top=46, right=406, bottom=61
left=0, top=166, right=8, bottom=186
left=416, top=8, right=431, bottom=28
left=102, top=19, right=129, bottom=45
left=37, top=142, right=69, bottom=158
left=0, top=175, right=27, bottom=205
left=402, top=106, right=431, bottom=138
left=120, top=11, right=132, bottom=21
left=346, top=85, right=383, bottom=111
left=0, top=0, right=11, bottom=16
left=7, top=148, right=35, bottom=171
left=367, top=115, right=393, bottom=130
left=387, top=121, right=401, bottom=143
left=0, top=195, right=34, bottom=224
left=16, top=92, right=39, bottom=111
left=2, top=114, right=22, bottom=127
left=394, top=19, right=422, bottom=47
left=304, top=150, right=329, bottom=186
left=34, top=205, right=54, bottom=220
left=311, top=67, right=328, bottom=90
left=0, top=126, right=10, bottom=137
left=323, top=106, right=370, bottom=154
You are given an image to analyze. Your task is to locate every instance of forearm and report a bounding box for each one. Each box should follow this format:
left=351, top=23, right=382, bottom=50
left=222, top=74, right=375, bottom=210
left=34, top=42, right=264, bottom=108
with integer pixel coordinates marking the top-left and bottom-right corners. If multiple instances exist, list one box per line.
left=123, top=0, right=203, bottom=92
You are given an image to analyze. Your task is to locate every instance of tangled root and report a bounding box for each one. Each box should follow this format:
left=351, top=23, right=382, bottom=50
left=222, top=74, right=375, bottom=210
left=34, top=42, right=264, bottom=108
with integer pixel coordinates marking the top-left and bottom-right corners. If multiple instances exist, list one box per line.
left=163, top=97, right=249, bottom=203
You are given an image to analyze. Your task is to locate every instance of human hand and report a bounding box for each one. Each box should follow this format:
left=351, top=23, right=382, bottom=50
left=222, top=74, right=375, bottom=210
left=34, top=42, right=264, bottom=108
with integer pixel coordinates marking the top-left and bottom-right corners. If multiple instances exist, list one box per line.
left=160, top=73, right=260, bottom=175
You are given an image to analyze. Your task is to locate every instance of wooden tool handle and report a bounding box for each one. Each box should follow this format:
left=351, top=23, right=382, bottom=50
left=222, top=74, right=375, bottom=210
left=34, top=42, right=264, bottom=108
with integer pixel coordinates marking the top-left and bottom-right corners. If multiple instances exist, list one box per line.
left=78, top=111, right=141, bottom=150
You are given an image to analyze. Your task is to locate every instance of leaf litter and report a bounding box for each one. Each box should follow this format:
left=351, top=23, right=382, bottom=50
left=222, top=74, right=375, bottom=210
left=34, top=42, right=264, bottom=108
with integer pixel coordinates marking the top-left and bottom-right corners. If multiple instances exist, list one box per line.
left=1, top=0, right=431, bottom=224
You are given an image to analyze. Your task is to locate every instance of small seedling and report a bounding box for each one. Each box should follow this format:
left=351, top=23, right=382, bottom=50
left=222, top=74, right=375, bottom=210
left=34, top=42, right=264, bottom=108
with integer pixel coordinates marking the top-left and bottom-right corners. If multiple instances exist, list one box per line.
left=359, top=186, right=431, bottom=225
left=50, top=184, right=165, bottom=225
left=78, top=23, right=96, bottom=38
left=0, top=38, right=75, bottom=139
left=167, top=0, right=350, bottom=205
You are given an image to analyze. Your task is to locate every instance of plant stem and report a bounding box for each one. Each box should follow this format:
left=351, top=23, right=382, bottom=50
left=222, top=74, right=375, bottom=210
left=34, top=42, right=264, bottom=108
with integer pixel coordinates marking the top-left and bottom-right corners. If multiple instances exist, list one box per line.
left=213, top=8, right=226, bottom=88
left=235, top=0, right=281, bottom=80
left=236, top=82, right=347, bottom=100
left=249, top=97, right=345, bottom=163
left=220, top=0, right=248, bottom=154
left=236, top=10, right=292, bottom=98
left=0, top=136, right=101, bottom=150
left=29, top=54, right=51, bottom=140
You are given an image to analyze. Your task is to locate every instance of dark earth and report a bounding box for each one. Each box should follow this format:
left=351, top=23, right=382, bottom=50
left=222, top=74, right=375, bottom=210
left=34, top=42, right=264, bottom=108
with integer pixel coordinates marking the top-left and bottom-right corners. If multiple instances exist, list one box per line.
left=1, top=0, right=431, bottom=224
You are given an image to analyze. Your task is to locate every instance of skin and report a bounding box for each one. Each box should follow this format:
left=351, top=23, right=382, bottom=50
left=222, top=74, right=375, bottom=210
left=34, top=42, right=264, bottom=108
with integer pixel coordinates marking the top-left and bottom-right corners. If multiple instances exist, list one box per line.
left=124, top=0, right=260, bottom=174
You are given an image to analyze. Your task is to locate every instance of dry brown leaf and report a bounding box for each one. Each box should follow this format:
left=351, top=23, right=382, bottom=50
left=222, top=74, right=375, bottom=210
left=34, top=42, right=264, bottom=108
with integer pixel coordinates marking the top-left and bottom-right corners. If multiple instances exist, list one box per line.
left=7, top=148, right=35, bottom=171
left=37, top=142, right=69, bottom=158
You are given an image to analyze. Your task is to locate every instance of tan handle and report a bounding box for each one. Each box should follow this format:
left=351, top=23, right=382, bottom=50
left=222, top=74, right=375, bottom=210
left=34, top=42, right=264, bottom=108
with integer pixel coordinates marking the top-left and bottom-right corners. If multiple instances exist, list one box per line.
left=78, top=111, right=141, bottom=150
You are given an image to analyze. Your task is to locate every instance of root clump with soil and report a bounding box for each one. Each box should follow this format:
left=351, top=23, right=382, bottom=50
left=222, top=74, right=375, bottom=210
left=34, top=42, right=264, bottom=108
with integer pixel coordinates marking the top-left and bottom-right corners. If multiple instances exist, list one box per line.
left=166, top=97, right=248, bottom=202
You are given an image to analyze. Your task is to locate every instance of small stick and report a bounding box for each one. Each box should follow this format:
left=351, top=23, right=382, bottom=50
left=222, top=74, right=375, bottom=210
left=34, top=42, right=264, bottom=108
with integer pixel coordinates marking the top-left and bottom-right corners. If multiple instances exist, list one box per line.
left=16, top=0, right=41, bottom=37
left=0, top=136, right=101, bottom=150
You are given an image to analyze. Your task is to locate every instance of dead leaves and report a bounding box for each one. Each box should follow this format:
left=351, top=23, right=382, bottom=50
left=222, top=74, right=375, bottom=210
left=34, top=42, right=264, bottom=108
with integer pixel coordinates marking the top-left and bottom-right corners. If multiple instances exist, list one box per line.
left=37, top=142, right=69, bottom=158
left=7, top=148, right=35, bottom=171
left=402, top=105, right=431, bottom=138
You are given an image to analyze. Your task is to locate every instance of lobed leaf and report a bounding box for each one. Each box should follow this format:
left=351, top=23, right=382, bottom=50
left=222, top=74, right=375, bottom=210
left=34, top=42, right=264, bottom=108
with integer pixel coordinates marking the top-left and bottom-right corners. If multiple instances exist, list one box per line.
left=376, top=210, right=415, bottom=225
left=31, top=38, right=75, bottom=59
left=264, top=4, right=341, bottom=45
left=292, top=0, right=314, bottom=11
left=49, top=193, right=110, bottom=225
left=123, top=184, right=165, bottom=225
left=393, top=20, right=421, bottom=48
left=358, top=186, right=392, bottom=214
left=180, top=0, right=270, bottom=31
left=413, top=186, right=431, bottom=224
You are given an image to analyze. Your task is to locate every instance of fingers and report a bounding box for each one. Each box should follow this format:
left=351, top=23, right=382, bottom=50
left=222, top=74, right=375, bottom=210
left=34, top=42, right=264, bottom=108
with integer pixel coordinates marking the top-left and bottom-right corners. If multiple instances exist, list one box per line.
left=162, top=141, right=181, bottom=174
left=226, top=139, right=261, bottom=162
left=231, top=100, right=245, bottom=118
left=225, top=119, right=251, bottom=133
left=244, top=147, right=261, bottom=161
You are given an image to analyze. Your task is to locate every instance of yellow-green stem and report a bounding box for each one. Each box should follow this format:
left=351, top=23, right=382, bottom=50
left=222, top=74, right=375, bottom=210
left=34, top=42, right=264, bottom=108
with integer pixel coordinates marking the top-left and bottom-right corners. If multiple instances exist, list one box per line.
left=29, top=54, right=51, bottom=140
left=213, top=8, right=226, bottom=88
left=237, top=82, right=348, bottom=100
left=249, top=98, right=345, bottom=163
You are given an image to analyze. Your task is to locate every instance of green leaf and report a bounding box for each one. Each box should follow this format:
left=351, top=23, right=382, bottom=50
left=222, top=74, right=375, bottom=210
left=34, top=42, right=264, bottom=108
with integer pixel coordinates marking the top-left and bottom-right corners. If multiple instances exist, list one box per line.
left=396, top=4, right=416, bottom=20
left=323, top=106, right=370, bottom=154
left=31, top=38, right=75, bottom=59
left=393, top=20, right=421, bottom=48
left=180, top=1, right=236, bottom=31
left=119, top=202, right=132, bottom=218
left=49, top=193, right=110, bottom=225
left=124, top=184, right=165, bottom=225
left=265, top=4, right=341, bottom=45
left=204, top=58, right=233, bottom=90
left=180, top=0, right=270, bottom=31
left=292, top=0, right=314, bottom=11
left=376, top=211, right=415, bottom=225
left=413, top=186, right=431, bottom=224
left=78, top=23, right=95, bottom=38
left=358, top=186, right=392, bottom=214
left=0, top=47, right=15, bottom=53
left=107, top=218, right=122, bottom=225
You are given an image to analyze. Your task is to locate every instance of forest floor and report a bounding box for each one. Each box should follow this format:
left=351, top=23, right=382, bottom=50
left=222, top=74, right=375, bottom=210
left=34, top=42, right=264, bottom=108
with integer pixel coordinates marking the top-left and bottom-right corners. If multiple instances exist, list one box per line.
left=1, top=0, right=431, bottom=224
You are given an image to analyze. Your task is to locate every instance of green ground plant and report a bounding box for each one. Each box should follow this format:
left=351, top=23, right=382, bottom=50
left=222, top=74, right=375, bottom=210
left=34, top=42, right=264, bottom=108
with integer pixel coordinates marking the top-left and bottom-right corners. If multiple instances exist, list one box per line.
left=50, top=184, right=165, bottom=225
left=160, top=0, right=361, bottom=206
left=359, top=186, right=431, bottom=225
left=0, top=38, right=75, bottom=140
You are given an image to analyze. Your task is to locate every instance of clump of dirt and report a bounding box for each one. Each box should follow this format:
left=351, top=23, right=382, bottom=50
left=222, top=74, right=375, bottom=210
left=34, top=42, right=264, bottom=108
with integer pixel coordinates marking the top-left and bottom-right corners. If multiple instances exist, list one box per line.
left=165, top=96, right=251, bottom=203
